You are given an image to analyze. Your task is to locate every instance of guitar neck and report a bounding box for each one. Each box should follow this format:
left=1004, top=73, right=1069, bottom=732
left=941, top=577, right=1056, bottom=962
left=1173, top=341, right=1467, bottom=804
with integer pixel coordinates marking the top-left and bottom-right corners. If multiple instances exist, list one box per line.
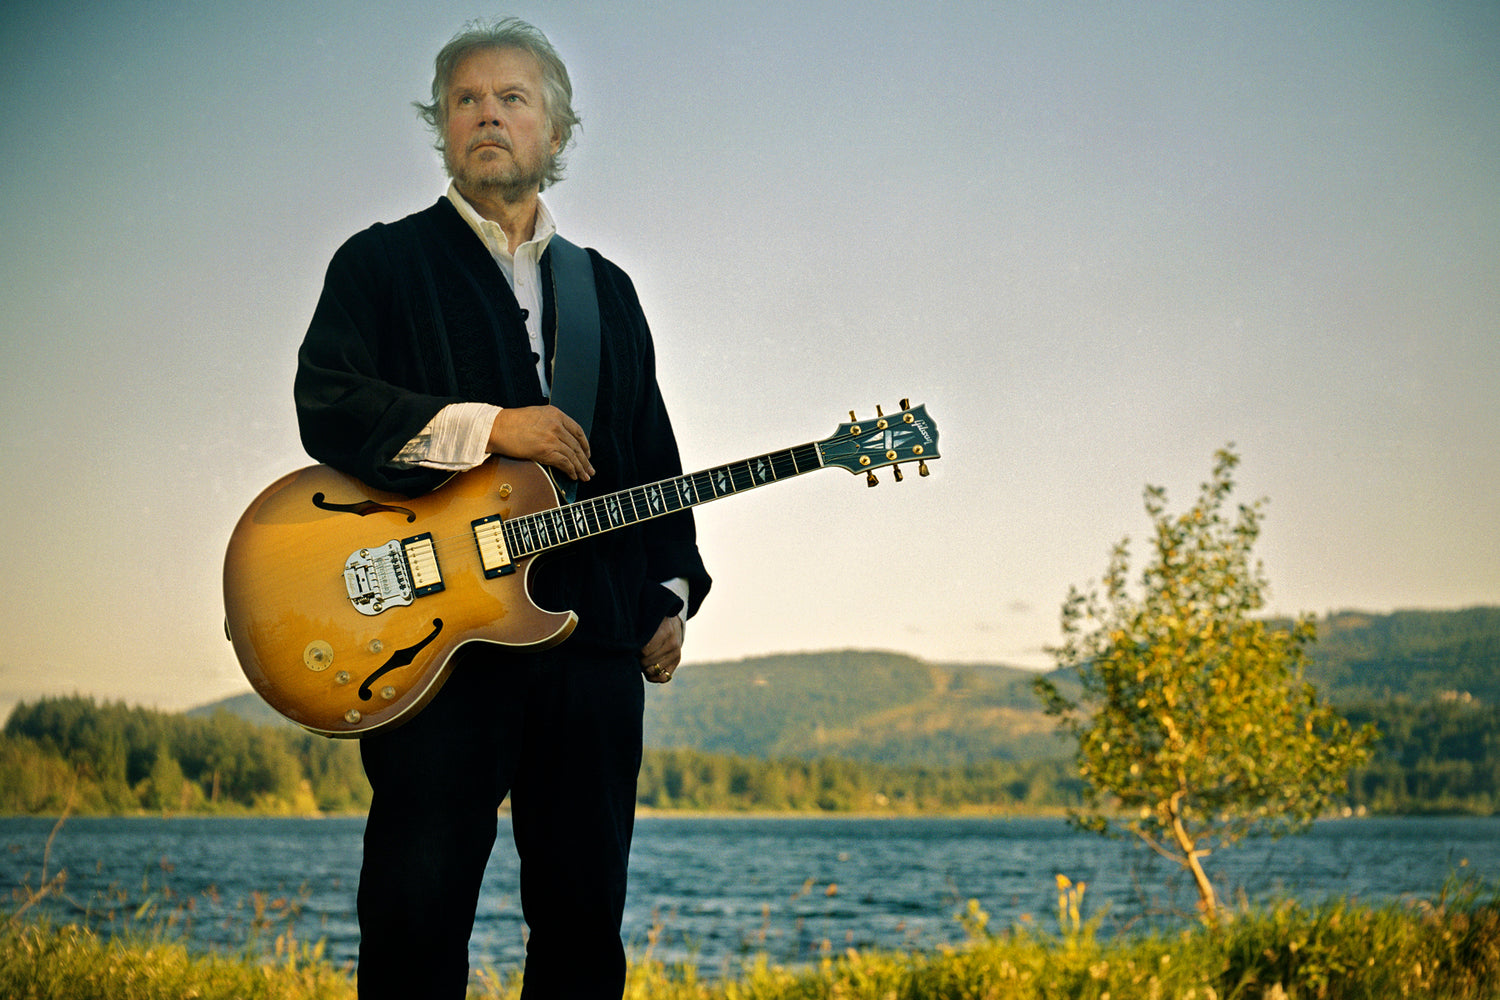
left=501, top=441, right=825, bottom=559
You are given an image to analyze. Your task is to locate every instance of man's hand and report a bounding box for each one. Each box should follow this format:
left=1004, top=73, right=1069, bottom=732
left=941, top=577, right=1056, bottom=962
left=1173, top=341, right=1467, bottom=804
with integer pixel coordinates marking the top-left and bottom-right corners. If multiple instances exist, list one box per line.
left=488, top=406, right=594, bottom=482
left=640, top=615, right=685, bottom=684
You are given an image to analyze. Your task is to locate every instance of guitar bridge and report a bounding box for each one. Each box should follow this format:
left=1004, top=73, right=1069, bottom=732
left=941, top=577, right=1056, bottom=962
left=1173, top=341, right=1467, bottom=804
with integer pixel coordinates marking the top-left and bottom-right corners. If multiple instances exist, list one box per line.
left=343, top=533, right=444, bottom=616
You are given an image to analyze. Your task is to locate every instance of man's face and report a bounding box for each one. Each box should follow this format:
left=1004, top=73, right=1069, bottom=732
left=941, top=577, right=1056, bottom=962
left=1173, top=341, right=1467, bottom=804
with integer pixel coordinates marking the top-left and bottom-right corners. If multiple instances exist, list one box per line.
left=442, top=46, right=560, bottom=203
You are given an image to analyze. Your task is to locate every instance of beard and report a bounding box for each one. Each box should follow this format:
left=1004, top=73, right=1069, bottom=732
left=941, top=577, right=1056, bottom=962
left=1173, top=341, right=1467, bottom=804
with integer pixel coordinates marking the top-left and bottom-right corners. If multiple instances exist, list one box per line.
left=445, top=131, right=554, bottom=204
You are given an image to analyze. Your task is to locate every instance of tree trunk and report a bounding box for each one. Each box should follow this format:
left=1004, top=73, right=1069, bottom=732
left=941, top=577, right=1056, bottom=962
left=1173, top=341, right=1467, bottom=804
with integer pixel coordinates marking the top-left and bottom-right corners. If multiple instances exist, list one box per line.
left=1166, top=791, right=1219, bottom=920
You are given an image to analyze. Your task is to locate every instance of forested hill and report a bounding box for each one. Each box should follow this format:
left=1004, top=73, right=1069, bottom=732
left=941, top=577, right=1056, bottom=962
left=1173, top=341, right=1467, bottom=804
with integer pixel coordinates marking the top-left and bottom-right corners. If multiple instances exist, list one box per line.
left=191, top=607, right=1500, bottom=766
left=1304, top=607, right=1500, bottom=704
left=643, top=650, right=1066, bottom=763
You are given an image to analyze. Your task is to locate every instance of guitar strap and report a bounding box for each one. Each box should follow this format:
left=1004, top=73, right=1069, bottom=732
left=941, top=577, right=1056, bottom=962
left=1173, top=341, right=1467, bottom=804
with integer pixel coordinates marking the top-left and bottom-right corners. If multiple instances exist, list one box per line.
left=545, top=235, right=600, bottom=503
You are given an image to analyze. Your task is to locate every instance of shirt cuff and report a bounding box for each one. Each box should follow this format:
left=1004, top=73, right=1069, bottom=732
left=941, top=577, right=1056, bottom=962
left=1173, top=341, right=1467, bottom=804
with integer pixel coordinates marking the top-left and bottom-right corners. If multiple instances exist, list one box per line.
left=662, top=577, right=690, bottom=620
left=391, top=402, right=501, bottom=470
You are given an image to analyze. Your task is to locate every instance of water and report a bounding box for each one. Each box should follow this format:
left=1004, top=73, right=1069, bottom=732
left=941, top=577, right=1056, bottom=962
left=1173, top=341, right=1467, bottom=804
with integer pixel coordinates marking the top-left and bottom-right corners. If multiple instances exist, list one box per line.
left=3, top=815, right=1496, bottom=975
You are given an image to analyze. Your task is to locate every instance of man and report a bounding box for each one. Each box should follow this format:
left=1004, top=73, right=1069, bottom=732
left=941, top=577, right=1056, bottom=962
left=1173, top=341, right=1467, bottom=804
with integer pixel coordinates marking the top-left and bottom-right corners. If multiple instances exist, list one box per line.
left=293, top=18, right=710, bottom=998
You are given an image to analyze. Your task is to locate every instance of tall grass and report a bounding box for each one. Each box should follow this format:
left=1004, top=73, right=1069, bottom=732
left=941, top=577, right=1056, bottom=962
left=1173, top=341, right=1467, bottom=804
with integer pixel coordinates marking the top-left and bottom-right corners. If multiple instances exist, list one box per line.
left=6, top=879, right=1499, bottom=1000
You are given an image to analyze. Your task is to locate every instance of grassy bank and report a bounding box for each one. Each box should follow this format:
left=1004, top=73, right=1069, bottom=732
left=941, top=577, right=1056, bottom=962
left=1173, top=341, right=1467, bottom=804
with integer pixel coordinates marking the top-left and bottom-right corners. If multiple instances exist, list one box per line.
left=5, top=884, right=1499, bottom=1000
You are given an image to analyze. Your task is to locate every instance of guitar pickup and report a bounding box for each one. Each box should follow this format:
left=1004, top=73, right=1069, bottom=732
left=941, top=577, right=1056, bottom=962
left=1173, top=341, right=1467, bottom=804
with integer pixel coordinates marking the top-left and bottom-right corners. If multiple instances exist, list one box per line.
left=402, top=533, right=444, bottom=597
left=471, top=515, right=516, bottom=578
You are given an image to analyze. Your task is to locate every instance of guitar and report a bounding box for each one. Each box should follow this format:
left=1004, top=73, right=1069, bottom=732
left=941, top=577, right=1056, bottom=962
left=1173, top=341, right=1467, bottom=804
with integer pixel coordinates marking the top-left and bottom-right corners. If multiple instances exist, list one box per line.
left=223, top=402, right=939, bottom=737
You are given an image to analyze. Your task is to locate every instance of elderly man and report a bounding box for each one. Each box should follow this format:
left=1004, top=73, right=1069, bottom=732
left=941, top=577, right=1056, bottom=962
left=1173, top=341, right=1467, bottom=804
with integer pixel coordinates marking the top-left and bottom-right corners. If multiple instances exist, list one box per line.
left=294, top=17, right=710, bottom=998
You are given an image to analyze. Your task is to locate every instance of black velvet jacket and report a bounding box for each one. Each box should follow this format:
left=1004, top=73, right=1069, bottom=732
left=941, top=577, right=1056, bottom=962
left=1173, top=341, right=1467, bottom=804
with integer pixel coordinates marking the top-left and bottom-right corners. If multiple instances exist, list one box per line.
left=294, top=198, right=710, bottom=651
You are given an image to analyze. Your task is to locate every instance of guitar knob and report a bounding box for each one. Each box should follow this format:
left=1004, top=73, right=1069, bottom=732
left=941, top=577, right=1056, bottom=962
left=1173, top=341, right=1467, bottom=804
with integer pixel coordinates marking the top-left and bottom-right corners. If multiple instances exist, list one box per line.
left=918, top=460, right=930, bottom=477
left=892, top=464, right=904, bottom=482
left=866, top=471, right=879, bottom=487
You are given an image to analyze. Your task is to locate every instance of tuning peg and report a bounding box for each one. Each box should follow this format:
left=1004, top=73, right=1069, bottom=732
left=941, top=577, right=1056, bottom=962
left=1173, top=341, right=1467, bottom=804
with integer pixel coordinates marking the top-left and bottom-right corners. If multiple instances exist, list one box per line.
left=876, top=404, right=884, bottom=417
left=892, top=464, right=904, bottom=482
left=900, top=397, right=910, bottom=410
left=918, top=460, right=930, bottom=477
left=866, top=471, right=879, bottom=488
left=849, top=410, right=856, bottom=421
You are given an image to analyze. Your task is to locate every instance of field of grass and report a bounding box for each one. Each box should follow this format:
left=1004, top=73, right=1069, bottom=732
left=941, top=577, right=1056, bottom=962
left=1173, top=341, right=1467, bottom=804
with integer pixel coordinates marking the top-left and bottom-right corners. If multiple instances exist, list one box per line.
left=5, top=880, right=1499, bottom=1000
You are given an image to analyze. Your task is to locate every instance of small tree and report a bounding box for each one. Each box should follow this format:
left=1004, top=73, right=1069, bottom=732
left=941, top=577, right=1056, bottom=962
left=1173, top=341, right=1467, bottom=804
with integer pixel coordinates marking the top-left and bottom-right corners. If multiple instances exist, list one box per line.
left=1034, top=447, right=1375, bottom=921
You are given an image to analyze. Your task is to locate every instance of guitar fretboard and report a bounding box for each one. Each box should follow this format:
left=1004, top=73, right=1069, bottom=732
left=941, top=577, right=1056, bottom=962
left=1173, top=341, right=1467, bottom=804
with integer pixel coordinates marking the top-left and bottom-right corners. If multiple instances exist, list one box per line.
left=500, top=442, right=824, bottom=559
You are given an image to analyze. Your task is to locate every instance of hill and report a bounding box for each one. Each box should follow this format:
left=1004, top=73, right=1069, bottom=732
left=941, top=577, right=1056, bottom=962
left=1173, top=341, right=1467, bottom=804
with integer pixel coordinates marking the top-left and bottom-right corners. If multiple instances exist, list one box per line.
left=643, top=650, right=1067, bottom=764
left=1305, top=606, right=1500, bottom=704
left=186, top=691, right=291, bottom=729
left=194, top=608, right=1499, bottom=768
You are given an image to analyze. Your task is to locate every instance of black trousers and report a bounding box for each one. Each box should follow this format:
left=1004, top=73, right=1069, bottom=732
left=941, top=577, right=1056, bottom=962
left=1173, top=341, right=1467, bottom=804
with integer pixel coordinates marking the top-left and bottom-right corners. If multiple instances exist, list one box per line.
left=354, top=642, right=645, bottom=999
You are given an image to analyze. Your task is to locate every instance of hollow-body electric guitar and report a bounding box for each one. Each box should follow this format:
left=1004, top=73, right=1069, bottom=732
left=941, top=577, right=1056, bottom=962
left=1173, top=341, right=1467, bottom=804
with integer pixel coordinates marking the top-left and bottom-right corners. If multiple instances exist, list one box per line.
left=223, top=402, right=939, bottom=737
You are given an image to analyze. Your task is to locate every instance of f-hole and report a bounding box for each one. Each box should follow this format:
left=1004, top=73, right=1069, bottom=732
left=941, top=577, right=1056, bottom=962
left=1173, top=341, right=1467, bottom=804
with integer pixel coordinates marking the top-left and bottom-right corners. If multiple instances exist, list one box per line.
left=359, top=619, right=444, bottom=700
left=312, top=492, right=417, bottom=522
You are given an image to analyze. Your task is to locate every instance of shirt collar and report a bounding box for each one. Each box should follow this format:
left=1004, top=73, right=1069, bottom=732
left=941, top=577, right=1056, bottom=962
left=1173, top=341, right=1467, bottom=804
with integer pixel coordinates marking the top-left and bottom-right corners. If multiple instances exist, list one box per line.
left=445, top=181, right=557, bottom=260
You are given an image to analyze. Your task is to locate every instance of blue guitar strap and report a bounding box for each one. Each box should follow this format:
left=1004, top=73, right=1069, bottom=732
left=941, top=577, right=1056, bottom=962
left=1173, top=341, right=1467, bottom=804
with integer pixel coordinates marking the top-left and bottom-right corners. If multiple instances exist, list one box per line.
left=545, top=235, right=599, bottom=503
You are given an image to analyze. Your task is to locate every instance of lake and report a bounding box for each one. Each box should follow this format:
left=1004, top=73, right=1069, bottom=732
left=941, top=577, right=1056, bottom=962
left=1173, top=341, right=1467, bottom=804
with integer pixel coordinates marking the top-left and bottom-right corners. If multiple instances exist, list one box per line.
left=2, top=814, right=1496, bottom=975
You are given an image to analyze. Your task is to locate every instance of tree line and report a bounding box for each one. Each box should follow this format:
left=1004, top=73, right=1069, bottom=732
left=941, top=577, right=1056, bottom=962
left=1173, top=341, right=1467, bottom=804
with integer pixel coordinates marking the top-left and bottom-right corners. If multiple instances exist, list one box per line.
left=0, top=695, right=1086, bottom=816
left=2, top=693, right=1498, bottom=816
left=1, top=697, right=368, bottom=815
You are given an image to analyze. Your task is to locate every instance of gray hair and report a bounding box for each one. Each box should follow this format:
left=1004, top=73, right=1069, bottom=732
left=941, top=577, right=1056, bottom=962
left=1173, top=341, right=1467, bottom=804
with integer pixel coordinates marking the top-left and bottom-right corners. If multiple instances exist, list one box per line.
left=414, top=17, right=581, bottom=190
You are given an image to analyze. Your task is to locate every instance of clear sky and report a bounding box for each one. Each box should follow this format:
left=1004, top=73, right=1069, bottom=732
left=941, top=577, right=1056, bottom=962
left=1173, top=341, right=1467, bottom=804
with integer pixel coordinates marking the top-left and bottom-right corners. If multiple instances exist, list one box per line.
left=2, top=0, right=1496, bottom=717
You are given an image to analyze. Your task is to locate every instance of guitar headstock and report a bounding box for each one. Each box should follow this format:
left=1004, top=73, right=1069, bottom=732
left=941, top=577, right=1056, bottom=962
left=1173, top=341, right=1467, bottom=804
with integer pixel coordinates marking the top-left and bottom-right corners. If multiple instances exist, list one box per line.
left=817, top=399, right=940, bottom=485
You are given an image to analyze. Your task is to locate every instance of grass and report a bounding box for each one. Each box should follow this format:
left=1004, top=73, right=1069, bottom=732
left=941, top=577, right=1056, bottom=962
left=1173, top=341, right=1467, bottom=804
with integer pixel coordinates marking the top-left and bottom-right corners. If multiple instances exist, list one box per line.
left=5, top=879, right=1500, bottom=1000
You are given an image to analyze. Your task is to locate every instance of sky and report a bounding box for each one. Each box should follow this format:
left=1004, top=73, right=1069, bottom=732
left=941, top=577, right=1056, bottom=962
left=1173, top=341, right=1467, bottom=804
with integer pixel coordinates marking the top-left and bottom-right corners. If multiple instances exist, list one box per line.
left=1, top=0, right=1497, bottom=718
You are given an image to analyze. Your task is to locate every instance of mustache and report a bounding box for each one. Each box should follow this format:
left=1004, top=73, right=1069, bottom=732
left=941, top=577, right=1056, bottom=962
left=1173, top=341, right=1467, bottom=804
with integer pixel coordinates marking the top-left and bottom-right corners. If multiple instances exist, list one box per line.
left=468, top=131, right=512, bottom=153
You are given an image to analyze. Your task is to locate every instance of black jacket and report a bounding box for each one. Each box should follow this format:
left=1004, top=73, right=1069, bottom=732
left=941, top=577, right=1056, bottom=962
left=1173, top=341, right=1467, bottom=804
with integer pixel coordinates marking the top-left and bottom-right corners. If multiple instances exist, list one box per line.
left=294, top=198, right=710, bottom=650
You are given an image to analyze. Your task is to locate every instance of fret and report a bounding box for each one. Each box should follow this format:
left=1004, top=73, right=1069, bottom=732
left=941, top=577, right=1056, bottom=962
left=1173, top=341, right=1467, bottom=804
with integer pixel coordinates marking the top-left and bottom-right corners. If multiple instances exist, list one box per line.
left=750, top=455, right=777, bottom=486
left=622, top=487, right=643, bottom=522
left=729, top=461, right=756, bottom=493
left=583, top=497, right=606, bottom=535
left=545, top=508, right=572, bottom=545
left=662, top=480, right=685, bottom=513
left=603, top=494, right=626, bottom=528
left=570, top=501, right=591, bottom=538
left=618, top=488, right=641, bottom=524
left=645, top=483, right=669, bottom=517
left=516, top=516, right=536, bottom=553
